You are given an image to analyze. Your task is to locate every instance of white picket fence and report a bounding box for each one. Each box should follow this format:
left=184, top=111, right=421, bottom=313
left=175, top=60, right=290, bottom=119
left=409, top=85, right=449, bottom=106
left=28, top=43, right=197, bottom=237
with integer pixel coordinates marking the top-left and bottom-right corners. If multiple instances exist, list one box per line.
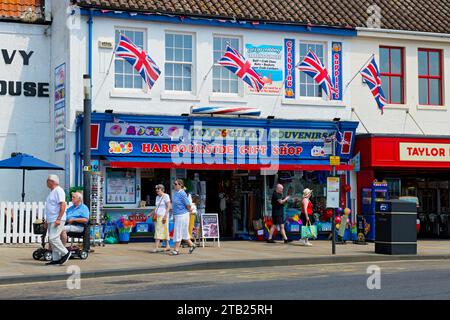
left=1, top=202, right=45, bottom=244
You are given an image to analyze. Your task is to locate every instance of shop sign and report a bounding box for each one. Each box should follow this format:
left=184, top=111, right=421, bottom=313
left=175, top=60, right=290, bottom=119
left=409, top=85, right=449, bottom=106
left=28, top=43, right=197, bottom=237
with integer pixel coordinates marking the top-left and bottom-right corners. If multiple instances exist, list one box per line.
left=190, top=126, right=265, bottom=141
left=331, top=42, right=343, bottom=100
left=311, top=146, right=326, bottom=157
left=108, top=141, right=133, bottom=154
left=284, top=39, right=295, bottom=99
left=245, top=44, right=283, bottom=95
left=105, top=123, right=183, bottom=140
left=330, top=156, right=340, bottom=166
left=269, top=129, right=336, bottom=142
left=140, top=142, right=303, bottom=157
left=128, top=213, right=147, bottom=222
left=400, top=143, right=450, bottom=162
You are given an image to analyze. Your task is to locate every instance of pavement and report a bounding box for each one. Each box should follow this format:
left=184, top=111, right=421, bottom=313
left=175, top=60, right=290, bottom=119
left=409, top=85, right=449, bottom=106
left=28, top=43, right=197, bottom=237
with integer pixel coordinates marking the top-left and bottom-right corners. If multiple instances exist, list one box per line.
left=0, top=239, right=449, bottom=285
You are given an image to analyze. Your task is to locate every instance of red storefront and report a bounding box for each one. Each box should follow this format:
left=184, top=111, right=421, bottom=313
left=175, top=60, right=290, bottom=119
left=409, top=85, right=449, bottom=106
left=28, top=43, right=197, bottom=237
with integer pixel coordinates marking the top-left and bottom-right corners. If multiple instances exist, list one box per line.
left=355, top=134, right=450, bottom=238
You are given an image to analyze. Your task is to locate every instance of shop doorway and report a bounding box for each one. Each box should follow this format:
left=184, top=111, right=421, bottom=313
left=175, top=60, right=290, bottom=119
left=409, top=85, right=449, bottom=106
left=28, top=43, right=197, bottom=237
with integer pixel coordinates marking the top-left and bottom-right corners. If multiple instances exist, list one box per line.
left=140, top=169, right=171, bottom=207
left=185, top=170, right=234, bottom=238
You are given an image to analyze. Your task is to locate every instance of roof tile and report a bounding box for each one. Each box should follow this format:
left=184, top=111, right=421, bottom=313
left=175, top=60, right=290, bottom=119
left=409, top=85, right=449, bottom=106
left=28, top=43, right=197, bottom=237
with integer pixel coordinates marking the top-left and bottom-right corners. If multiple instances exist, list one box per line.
left=73, top=0, right=450, bottom=34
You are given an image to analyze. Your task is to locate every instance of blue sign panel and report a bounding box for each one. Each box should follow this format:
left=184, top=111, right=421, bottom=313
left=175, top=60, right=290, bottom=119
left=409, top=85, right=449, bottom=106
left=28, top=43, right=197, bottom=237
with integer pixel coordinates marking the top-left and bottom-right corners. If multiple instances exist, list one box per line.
left=88, top=114, right=358, bottom=167
left=331, top=42, right=343, bottom=101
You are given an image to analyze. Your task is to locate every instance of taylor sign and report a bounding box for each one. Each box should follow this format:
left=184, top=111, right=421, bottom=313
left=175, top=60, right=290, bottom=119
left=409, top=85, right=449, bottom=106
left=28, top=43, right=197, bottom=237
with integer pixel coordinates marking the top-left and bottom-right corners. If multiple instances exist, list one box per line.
left=400, top=143, right=450, bottom=162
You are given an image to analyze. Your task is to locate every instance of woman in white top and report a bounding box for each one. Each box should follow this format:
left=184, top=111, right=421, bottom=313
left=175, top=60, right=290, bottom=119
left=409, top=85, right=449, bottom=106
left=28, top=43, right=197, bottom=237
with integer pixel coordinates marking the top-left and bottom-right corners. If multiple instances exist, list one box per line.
left=147, top=184, right=171, bottom=253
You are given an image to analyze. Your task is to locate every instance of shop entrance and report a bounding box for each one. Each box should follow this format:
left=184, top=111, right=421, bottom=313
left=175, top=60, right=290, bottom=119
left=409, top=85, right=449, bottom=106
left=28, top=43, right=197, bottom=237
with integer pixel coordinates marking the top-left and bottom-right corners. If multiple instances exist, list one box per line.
left=140, top=169, right=171, bottom=206
left=378, top=171, right=450, bottom=238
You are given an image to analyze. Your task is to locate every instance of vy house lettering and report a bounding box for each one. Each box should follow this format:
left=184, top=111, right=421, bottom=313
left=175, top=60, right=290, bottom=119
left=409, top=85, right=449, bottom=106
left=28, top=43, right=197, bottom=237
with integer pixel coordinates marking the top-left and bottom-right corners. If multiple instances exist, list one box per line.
left=0, top=49, right=49, bottom=97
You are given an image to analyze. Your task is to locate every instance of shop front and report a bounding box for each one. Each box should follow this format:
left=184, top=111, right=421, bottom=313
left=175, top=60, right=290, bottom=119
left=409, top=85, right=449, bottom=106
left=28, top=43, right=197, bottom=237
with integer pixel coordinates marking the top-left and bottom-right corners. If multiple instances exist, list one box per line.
left=77, top=113, right=358, bottom=241
left=355, top=134, right=450, bottom=239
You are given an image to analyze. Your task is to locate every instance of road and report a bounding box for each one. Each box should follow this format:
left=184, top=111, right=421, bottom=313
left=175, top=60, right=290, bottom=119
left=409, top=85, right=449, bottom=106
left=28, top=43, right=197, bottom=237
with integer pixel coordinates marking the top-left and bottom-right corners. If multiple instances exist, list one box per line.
left=1, top=260, right=450, bottom=300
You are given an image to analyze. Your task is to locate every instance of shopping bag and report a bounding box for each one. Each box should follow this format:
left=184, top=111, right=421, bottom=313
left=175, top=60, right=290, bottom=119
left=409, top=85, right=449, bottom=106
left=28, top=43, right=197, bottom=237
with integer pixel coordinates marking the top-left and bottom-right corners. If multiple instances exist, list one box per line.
left=301, top=221, right=318, bottom=239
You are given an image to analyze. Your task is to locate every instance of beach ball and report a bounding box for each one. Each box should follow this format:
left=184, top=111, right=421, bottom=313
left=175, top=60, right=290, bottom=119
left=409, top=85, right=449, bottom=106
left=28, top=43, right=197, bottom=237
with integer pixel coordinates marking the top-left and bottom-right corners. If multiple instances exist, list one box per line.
left=335, top=216, right=342, bottom=224
left=344, top=208, right=351, bottom=215
left=337, top=207, right=343, bottom=215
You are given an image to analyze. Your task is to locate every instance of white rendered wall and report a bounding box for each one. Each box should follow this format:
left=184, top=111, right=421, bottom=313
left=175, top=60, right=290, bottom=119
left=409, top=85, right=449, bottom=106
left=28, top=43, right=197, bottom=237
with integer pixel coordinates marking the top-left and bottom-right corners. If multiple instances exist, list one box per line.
left=0, top=23, right=52, bottom=202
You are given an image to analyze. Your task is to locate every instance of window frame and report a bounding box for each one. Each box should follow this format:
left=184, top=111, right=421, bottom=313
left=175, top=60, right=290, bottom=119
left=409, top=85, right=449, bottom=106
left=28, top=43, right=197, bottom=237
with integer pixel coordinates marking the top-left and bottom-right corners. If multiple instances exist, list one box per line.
left=164, top=31, right=195, bottom=93
left=379, top=46, right=405, bottom=105
left=298, top=41, right=327, bottom=99
left=418, top=48, right=443, bottom=106
left=212, top=34, right=243, bottom=96
left=113, top=28, right=146, bottom=91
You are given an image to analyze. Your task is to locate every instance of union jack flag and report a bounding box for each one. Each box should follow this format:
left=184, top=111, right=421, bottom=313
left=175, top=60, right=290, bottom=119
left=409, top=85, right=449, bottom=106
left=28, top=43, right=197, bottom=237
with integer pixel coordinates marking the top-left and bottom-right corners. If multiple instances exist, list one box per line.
left=298, top=50, right=336, bottom=100
left=218, top=45, right=265, bottom=92
left=115, top=33, right=161, bottom=90
left=360, top=57, right=387, bottom=114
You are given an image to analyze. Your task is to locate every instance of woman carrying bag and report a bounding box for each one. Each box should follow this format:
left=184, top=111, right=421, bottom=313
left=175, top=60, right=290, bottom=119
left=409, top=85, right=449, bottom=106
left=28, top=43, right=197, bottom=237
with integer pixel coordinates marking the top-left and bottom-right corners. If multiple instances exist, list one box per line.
left=147, top=184, right=171, bottom=253
left=299, top=188, right=315, bottom=246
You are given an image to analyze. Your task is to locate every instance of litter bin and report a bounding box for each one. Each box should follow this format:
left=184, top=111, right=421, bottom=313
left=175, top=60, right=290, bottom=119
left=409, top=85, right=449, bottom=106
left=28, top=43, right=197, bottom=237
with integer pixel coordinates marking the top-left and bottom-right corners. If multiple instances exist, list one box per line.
left=375, top=200, right=417, bottom=255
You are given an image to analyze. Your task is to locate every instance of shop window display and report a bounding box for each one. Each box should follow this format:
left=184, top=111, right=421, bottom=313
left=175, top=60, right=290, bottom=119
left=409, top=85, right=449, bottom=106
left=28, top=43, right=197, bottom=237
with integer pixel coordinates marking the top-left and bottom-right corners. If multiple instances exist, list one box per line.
left=266, top=171, right=328, bottom=222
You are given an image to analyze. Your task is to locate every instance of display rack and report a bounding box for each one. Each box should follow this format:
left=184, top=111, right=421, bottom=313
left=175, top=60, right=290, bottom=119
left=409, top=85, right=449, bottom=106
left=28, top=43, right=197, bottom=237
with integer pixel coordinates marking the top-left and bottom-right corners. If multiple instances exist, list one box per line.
left=90, top=172, right=104, bottom=247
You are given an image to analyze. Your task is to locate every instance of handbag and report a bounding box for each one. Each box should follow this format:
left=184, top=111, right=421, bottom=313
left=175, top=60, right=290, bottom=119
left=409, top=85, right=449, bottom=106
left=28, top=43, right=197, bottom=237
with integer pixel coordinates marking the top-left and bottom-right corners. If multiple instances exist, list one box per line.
left=301, top=220, right=318, bottom=239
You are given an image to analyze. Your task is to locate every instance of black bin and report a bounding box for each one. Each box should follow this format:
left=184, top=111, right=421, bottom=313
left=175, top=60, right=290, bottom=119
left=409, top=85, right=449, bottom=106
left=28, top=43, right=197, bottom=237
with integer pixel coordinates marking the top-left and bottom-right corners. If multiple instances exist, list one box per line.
left=375, top=200, right=417, bottom=255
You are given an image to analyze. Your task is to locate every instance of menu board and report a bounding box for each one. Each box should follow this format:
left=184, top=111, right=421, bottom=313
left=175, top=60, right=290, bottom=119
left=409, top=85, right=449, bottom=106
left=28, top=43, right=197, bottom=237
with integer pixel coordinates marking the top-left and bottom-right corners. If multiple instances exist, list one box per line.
left=106, top=169, right=136, bottom=204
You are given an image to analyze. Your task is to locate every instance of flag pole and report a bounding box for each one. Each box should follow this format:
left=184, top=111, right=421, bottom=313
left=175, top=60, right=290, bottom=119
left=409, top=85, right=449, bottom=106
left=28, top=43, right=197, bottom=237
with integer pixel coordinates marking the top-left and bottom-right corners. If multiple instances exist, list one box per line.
left=196, top=62, right=216, bottom=98
left=268, top=55, right=304, bottom=117
left=93, top=39, right=120, bottom=104
left=343, top=54, right=375, bottom=96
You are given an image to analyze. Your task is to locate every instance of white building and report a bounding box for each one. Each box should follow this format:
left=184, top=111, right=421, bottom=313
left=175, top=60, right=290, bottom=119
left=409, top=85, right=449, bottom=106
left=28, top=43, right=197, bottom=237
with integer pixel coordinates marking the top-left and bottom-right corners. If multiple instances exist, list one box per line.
left=1, top=0, right=449, bottom=238
left=0, top=0, right=53, bottom=202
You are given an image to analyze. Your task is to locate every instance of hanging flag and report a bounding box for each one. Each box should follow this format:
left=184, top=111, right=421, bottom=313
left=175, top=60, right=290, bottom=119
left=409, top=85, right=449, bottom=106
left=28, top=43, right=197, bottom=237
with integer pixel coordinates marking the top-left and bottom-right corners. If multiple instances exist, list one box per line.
left=115, top=33, right=161, bottom=90
left=360, top=57, right=387, bottom=114
left=298, top=50, right=336, bottom=100
left=218, top=45, right=265, bottom=92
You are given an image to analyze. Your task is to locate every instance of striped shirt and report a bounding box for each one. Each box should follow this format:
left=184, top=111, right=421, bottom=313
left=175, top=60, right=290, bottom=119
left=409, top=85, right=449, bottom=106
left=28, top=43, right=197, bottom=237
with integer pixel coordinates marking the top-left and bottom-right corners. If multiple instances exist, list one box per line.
left=172, top=190, right=190, bottom=216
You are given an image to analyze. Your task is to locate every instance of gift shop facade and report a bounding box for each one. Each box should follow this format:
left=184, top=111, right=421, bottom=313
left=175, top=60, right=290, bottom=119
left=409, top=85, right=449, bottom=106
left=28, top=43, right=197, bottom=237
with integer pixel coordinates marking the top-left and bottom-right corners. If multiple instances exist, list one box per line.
left=355, top=135, right=450, bottom=239
left=76, top=112, right=358, bottom=239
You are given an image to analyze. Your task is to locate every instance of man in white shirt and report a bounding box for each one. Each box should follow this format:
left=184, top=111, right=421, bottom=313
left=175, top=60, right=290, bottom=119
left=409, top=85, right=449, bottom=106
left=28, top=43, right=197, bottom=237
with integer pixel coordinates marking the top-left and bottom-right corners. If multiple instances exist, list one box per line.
left=45, top=174, right=71, bottom=265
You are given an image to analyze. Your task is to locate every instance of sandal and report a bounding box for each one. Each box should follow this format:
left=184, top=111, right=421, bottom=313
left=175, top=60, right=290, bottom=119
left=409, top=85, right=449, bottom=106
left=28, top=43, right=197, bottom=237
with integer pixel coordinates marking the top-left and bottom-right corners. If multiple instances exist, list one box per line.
left=151, top=248, right=161, bottom=253
left=169, top=250, right=179, bottom=256
left=189, top=244, right=196, bottom=254
left=163, top=248, right=172, bottom=252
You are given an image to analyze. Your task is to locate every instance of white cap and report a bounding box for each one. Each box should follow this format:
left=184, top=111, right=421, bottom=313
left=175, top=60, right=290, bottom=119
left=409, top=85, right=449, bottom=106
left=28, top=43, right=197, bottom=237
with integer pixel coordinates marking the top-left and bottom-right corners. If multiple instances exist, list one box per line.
left=48, top=174, right=60, bottom=185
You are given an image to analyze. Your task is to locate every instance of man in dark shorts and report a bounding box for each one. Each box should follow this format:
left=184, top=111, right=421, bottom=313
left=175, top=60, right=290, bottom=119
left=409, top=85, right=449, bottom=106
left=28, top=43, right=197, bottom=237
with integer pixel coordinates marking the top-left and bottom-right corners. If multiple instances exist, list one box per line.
left=267, top=184, right=292, bottom=243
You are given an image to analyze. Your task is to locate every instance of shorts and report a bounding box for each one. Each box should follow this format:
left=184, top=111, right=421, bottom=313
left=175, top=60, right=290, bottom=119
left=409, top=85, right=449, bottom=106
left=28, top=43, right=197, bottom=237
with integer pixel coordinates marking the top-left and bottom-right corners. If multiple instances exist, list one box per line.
left=173, top=213, right=190, bottom=242
left=64, top=224, right=84, bottom=233
left=272, top=215, right=284, bottom=226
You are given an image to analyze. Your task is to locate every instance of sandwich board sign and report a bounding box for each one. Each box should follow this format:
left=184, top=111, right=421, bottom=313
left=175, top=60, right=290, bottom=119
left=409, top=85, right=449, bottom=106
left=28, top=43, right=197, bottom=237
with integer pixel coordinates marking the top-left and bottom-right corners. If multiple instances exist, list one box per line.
left=201, top=213, right=220, bottom=248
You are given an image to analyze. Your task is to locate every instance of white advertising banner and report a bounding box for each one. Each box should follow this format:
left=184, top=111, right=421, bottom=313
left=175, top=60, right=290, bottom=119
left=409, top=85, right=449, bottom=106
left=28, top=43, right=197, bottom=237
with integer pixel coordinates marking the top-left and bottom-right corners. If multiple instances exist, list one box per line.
left=399, top=143, right=450, bottom=162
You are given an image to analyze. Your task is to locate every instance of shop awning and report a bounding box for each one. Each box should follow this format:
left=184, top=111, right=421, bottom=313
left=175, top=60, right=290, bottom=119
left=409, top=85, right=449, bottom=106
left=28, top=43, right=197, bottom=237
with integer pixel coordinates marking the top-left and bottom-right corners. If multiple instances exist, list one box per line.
left=106, top=157, right=354, bottom=171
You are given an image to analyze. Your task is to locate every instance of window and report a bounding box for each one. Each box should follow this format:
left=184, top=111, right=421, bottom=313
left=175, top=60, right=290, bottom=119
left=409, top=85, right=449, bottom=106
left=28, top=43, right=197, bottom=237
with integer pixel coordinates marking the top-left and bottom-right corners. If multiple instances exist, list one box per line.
left=299, top=43, right=325, bottom=98
left=114, top=29, right=144, bottom=89
left=380, top=47, right=405, bottom=104
left=418, top=49, right=443, bottom=106
left=212, top=36, right=240, bottom=94
left=165, top=33, right=193, bottom=92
